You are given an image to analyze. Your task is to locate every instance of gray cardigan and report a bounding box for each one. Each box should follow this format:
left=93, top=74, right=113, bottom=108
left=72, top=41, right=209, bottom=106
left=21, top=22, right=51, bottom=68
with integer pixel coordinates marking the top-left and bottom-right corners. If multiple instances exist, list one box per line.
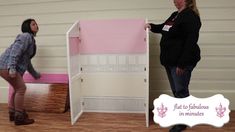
left=0, top=33, right=39, bottom=77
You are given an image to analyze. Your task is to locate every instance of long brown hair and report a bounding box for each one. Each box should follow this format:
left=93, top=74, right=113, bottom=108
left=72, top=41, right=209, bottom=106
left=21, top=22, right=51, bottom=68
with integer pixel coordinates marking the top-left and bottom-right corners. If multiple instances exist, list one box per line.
left=185, top=0, right=200, bottom=16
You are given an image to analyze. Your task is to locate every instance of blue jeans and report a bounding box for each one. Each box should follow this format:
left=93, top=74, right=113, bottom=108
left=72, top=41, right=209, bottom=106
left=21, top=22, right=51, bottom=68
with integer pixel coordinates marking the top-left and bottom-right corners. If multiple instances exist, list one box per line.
left=165, top=66, right=194, bottom=98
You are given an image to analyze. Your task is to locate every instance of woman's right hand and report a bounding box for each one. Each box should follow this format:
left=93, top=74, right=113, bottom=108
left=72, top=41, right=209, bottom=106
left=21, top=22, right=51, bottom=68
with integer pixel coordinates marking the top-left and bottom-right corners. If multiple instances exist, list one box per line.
left=8, top=68, right=16, bottom=78
left=34, top=72, right=41, bottom=80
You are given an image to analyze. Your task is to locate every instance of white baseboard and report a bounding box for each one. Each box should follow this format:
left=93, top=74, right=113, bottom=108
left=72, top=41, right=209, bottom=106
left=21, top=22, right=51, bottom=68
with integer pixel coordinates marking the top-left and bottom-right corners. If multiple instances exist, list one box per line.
left=83, top=96, right=145, bottom=113
left=0, top=87, right=8, bottom=103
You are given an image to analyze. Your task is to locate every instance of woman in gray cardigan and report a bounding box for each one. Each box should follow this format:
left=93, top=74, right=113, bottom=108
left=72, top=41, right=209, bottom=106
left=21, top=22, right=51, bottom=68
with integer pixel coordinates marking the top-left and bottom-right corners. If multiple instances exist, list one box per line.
left=0, top=19, right=40, bottom=125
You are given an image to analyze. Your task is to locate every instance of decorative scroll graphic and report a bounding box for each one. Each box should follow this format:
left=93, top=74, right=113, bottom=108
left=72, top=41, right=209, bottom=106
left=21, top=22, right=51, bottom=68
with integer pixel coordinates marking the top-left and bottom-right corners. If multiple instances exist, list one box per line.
left=157, top=103, right=168, bottom=118
left=153, top=94, right=230, bottom=127
left=216, top=103, right=226, bottom=118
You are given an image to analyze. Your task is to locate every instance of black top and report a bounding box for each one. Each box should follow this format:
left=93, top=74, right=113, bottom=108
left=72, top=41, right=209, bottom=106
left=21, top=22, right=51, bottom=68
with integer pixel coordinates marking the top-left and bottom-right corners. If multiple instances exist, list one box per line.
left=150, top=8, right=201, bottom=68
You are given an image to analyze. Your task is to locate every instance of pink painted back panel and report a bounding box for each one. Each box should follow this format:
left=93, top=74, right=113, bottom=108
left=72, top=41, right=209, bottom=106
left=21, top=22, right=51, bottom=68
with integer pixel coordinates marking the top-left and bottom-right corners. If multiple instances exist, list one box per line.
left=69, top=37, right=80, bottom=56
left=22, top=73, right=68, bottom=83
left=78, top=19, right=146, bottom=54
left=8, top=73, right=68, bottom=105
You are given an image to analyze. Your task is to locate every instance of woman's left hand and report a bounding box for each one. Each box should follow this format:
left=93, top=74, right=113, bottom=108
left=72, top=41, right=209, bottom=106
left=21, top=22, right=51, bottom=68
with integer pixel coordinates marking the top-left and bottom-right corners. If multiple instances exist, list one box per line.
left=145, top=23, right=151, bottom=30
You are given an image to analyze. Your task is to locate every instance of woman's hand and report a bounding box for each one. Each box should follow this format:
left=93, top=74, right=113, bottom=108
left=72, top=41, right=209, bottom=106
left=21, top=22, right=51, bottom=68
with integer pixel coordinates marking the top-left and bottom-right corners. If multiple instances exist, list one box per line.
left=145, top=23, right=151, bottom=30
left=8, top=68, right=16, bottom=78
left=34, top=72, right=41, bottom=80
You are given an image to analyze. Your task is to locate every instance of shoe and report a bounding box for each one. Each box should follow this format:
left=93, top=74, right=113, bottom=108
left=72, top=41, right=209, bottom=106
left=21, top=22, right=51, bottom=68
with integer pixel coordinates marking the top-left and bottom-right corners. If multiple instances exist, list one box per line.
left=9, top=109, right=15, bottom=121
left=169, top=125, right=187, bottom=132
left=14, top=110, right=34, bottom=125
left=9, top=109, right=29, bottom=121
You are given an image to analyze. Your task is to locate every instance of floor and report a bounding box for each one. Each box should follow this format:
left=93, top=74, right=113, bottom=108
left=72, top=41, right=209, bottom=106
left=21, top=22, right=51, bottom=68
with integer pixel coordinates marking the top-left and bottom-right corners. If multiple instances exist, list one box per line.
left=0, top=104, right=234, bottom=132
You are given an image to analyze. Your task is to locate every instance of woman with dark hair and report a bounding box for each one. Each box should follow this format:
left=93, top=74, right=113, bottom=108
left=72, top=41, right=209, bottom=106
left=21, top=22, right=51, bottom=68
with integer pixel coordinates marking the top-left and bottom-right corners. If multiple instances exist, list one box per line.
left=146, top=0, right=201, bottom=131
left=0, top=18, right=41, bottom=125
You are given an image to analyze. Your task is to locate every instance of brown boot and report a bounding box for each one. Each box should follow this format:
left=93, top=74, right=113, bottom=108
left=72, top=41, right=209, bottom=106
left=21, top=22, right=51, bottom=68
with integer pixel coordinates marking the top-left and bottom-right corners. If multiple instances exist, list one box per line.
left=14, top=110, right=34, bottom=125
left=9, top=109, right=29, bottom=121
left=22, top=110, right=29, bottom=118
left=9, top=109, right=15, bottom=121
